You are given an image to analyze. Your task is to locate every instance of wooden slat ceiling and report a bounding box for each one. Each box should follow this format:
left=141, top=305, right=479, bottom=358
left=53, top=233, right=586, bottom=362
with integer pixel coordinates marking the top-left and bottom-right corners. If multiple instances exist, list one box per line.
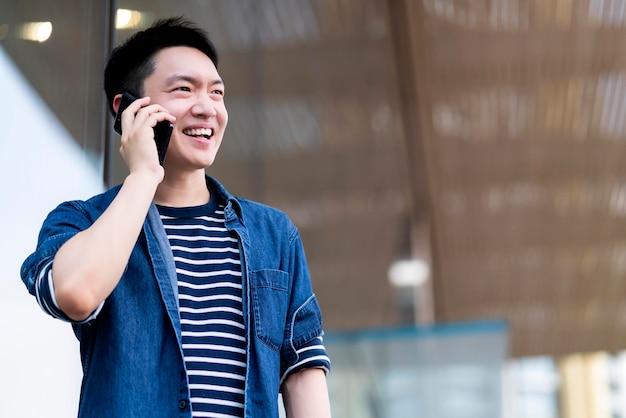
left=394, top=0, right=626, bottom=357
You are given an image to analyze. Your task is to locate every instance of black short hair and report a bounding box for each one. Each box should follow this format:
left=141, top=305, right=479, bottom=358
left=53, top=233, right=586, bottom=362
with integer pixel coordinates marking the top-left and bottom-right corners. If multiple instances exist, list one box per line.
left=104, top=17, right=218, bottom=115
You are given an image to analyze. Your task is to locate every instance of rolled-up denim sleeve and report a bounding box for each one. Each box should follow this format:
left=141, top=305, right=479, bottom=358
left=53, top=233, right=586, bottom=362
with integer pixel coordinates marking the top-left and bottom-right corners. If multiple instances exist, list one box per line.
left=33, top=259, right=103, bottom=323
left=279, top=227, right=331, bottom=383
left=20, top=200, right=102, bottom=323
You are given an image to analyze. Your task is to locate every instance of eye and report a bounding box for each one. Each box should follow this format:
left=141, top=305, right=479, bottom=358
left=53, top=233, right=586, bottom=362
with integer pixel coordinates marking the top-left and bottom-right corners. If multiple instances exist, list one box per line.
left=174, top=86, right=191, bottom=92
left=212, top=89, right=224, bottom=96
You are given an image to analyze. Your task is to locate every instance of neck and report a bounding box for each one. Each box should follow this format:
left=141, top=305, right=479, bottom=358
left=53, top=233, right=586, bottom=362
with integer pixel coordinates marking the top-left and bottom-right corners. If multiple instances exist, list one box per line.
left=154, top=169, right=210, bottom=207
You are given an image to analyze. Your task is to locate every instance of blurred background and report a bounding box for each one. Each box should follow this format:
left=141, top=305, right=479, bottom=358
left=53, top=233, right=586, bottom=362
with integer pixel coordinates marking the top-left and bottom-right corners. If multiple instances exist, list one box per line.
left=2, top=0, right=626, bottom=417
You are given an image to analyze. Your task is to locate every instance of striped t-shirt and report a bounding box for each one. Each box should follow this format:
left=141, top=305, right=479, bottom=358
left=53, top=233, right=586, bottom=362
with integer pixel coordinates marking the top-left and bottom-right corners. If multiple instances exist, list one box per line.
left=158, top=200, right=246, bottom=417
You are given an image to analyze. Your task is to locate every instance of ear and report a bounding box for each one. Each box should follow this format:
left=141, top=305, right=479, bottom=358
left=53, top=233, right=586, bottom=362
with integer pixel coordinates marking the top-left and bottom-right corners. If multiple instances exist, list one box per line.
left=112, top=94, right=124, bottom=114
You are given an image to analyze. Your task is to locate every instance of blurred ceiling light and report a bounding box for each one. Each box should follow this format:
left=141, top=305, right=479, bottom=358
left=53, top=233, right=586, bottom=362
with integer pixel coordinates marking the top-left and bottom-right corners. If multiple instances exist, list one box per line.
left=15, top=21, right=52, bottom=43
left=388, top=259, right=429, bottom=288
left=116, top=9, right=143, bottom=30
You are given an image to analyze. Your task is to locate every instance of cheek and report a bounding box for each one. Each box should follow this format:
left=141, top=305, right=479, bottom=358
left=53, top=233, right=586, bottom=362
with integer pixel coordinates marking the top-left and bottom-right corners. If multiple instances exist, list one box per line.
left=167, top=103, right=188, bottom=120
left=219, top=106, right=228, bottom=126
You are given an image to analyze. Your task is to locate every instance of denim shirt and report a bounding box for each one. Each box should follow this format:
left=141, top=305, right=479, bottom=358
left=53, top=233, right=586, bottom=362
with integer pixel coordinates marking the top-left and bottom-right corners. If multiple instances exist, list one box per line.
left=20, top=176, right=327, bottom=418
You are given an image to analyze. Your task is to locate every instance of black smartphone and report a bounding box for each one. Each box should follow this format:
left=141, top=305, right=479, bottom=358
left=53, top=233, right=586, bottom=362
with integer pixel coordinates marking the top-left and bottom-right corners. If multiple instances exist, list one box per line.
left=113, top=91, right=173, bottom=165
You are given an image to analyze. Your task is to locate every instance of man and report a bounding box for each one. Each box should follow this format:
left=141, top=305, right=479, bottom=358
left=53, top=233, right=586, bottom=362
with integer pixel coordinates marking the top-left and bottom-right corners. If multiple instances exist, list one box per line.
left=21, top=17, right=331, bottom=418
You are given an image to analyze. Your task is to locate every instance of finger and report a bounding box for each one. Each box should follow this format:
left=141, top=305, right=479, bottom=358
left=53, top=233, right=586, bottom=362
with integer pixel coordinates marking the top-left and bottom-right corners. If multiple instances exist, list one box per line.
left=134, top=106, right=176, bottom=129
left=121, top=97, right=151, bottom=134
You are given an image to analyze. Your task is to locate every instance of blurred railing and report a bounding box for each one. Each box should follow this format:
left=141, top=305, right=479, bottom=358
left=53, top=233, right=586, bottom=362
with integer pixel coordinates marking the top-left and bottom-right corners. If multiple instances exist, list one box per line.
left=324, top=320, right=509, bottom=418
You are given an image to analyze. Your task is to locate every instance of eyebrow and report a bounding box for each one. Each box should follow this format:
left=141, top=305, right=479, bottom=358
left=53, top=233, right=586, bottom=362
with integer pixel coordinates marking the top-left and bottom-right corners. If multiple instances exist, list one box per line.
left=164, top=74, right=224, bottom=88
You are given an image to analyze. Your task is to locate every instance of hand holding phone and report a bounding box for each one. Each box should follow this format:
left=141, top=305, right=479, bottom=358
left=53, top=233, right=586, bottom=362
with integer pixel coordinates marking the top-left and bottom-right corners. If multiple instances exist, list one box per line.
left=114, top=92, right=173, bottom=165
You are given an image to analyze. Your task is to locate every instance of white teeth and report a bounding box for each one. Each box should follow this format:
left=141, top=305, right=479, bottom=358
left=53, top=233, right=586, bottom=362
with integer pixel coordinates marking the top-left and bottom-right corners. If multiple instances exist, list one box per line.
left=183, top=128, right=213, bottom=138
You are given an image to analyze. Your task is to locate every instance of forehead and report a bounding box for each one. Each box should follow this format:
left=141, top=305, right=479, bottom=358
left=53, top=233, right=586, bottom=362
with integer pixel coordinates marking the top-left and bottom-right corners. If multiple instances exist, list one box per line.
left=150, top=46, right=219, bottom=79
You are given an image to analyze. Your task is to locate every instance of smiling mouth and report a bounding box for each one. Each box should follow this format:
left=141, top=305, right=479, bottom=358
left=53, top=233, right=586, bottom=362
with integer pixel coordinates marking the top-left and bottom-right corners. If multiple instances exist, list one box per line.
left=183, top=128, right=214, bottom=139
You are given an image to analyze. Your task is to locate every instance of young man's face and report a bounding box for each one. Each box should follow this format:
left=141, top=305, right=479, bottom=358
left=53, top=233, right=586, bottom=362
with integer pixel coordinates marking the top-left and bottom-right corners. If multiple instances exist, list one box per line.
left=142, top=46, right=228, bottom=172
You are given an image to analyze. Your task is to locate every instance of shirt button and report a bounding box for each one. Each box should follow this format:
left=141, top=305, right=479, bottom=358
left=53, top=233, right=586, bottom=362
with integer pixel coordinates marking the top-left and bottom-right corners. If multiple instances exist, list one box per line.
left=179, top=400, right=187, bottom=409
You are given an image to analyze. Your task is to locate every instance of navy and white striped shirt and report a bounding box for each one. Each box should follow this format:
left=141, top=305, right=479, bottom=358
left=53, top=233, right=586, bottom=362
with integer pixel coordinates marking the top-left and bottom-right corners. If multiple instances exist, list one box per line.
left=158, top=200, right=246, bottom=417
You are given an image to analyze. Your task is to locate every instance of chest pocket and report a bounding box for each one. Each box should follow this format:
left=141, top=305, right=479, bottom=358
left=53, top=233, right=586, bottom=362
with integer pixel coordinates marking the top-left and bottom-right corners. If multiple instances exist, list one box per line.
left=250, top=269, right=289, bottom=351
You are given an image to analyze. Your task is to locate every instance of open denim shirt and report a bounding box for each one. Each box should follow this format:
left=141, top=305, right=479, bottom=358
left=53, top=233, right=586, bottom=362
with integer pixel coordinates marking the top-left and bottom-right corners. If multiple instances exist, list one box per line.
left=21, top=176, right=327, bottom=417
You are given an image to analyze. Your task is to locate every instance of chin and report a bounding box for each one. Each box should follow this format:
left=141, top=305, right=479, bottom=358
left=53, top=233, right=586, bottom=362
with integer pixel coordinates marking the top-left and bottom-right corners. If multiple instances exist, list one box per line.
left=163, top=155, right=217, bottom=172
left=195, top=156, right=218, bottom=169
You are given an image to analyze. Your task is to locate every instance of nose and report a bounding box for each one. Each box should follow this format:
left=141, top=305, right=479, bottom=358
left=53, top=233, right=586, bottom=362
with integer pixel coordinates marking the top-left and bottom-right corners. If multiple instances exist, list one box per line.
left=191, top=92, right=217, bottom=118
